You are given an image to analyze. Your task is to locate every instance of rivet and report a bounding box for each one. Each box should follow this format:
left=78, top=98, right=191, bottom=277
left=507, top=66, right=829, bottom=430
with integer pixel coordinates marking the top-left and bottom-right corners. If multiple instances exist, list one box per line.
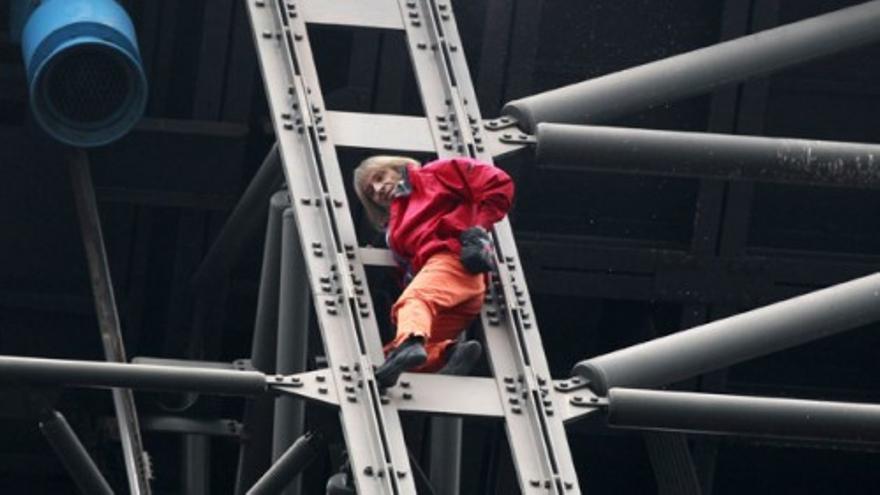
left=318, top=387, right=328, bottom=394
left=564, top=481, right=574, bottom=490
left=511, top=406, right=522, bottom=414
left=400, top=381, right=410, bottom=388
left=316, top=375, right=326, bottom=382
left=403, top=392, right=413, bottom=400
left=530, top=479, right=540, bottom=487
left=397, top=471, right=407, bottom=478
left=261, top=31, right=272, bottom=39
left=294, top=33, right=303, bottom=41
left=364, top=466, right=374, bottom=476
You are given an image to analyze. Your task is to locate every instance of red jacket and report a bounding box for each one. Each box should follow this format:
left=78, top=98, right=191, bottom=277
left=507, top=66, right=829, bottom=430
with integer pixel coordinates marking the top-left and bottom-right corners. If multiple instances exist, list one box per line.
left=387, top=157, right=514, bottom=274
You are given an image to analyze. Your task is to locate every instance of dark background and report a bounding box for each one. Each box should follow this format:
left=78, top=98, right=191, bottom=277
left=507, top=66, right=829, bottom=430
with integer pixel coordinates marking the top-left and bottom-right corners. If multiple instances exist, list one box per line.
left=1, top=0, right=879, bottom=493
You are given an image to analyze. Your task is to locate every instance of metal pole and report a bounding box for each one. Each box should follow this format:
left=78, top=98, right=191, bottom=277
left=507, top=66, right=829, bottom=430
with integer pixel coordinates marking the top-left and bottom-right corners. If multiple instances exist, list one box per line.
left=247, top=432, right=323, bottom=495
left=235, top=191, right=289, bottom=495
left=607, top=388, right=880, bottom=444
left=183, top=436, right=211, bottom=495
left=0, top=355, right=268, bottom=396
left=536, top=123, right=880, bottom=189
left=192, top=143, right=282, bottom=290
left=503, top=0, right=880, bottom=131
left=573, top=272, right=880, bottom=395
left=273, top=207, right=310, bottom=495
left=39, top=410, right=114, bottom=495
left=68, top=149, right=151, bottom=495
left=429, top=418, right=462, bottom=495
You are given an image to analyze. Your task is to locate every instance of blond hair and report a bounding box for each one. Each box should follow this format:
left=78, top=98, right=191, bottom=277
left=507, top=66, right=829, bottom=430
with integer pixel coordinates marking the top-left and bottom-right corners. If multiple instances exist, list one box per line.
left=353, top=155, right=419, bottom=229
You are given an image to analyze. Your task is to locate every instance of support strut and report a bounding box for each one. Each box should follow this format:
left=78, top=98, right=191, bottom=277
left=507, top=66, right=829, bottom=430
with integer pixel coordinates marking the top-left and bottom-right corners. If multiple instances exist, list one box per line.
left=536, top=123, right=880, bottom=189
left=503, top=0, right=880, bottom=131
left=608, top=388, right=880, bottom=444
left=574, top=272, right=880, bottom=395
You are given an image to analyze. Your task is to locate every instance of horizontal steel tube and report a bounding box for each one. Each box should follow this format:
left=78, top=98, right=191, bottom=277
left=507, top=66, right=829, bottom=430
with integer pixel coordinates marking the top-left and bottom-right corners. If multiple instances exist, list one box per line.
left=608, top=388, right=880, bottom=444
left=247, top=432, right=322, bottom=495
left=503, top=0, right=880, bottom=131
left=40, top=410, right=114, bottom=495
left=536, top=123, right=880, bottom=189
left=0, top=355, right=267, bottom=396
left=573, top=272, right=880, bottom=395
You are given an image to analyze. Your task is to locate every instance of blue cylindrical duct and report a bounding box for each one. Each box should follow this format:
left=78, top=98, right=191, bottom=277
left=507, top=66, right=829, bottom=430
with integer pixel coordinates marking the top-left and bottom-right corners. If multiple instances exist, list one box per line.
left=13, top=0, right=147, bottom=147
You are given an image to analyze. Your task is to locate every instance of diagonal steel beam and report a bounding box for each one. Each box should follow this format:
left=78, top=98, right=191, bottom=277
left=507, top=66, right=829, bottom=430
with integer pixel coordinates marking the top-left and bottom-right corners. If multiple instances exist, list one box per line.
left=574, top=272, right=880, bottom=395
left=503, top=0, right=880, bottom=131
left=68, top=149, right=152, bottom=495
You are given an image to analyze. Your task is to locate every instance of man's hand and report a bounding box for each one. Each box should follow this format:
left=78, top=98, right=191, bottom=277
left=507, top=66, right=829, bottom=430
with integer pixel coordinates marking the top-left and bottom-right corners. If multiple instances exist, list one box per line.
left=459, top=226, right=495, bottom=273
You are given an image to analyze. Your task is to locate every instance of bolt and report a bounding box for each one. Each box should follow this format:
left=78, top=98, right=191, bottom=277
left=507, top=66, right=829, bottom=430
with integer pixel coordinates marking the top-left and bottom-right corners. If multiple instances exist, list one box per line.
left=509, top=397, right=519, bottom=405
left=400, top=381, right=410, bottom=388
left=397, top=471, right=407, bottom=478
left=504, top=376, right=514, bottom=384
left=255, top=0, right=265, bottom=6
left=294, top=33, right=303, bottom=41
left=261, top=31, right=272, bottom=39
left=530, top=479, right=540, bottom=487
left=316, top=375, right=326, bottom=382
left=511, top=406, right=522, bottom=414
left=347, top=395, right=357, bottom=403
left=417, top=42, right=427, bottom=49
left=364, top=466, right=374, bottom=476
left=403, top=392, right=413, bottom=400
left=318, top=387, right=328, bottom=394
left=565, top=481, right=574, bottom=490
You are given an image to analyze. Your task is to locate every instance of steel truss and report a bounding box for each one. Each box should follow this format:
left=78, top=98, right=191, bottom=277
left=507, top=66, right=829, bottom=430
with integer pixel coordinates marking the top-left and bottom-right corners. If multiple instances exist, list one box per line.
left=8, top=1, right=880, bottom=494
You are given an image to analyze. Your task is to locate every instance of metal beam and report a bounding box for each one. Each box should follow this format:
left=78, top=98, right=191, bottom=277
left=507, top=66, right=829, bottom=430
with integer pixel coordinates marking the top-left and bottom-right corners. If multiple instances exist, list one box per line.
left=535, top=123, right=880, bottom=189
left=273, top=207, right=310, bottom=495
left=39, top=410, right=114, bottom=495
left=607, top=388, right=880, bottom=444
left=246, top=432, right=323, bottom=495
left=234, top=192, right=289, bottom=495
left=298, top=0, right=404, bottom=30
left=574, top=272, right=880, bottom=395
left=68, top=150, right=152, bottom=495
left=0, top=355, right=268, bottom=396
left=502, top=0, right=880, bottom=131
left=193, top=144, right=282, bottom=290
left=326, top=111, right=435, bottom=152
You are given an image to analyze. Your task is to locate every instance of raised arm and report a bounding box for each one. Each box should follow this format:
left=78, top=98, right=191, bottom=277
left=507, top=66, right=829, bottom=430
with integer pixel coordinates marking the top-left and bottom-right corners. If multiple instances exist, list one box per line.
left=428, top=157, right=515, bottom=229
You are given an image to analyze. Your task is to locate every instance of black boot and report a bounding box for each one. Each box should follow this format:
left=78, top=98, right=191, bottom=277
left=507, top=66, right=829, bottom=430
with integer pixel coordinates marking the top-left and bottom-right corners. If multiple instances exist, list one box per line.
left=438, top=340, right=482, bottom=376
left=375, top=336, right=427, bottom=388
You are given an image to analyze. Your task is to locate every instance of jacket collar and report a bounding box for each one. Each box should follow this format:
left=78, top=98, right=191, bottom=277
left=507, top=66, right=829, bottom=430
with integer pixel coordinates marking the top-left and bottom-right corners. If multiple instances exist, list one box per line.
left=393, top=165, right=413, bottom=198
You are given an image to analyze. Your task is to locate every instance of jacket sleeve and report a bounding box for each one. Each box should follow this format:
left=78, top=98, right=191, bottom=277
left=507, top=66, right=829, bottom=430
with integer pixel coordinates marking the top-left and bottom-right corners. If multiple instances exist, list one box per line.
left=431, top=157, right=515, bottom=229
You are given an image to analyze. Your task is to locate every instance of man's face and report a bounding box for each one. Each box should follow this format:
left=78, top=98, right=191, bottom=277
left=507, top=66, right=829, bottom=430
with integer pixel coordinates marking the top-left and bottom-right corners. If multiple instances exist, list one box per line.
left=366, top=167, right=402, bottom=207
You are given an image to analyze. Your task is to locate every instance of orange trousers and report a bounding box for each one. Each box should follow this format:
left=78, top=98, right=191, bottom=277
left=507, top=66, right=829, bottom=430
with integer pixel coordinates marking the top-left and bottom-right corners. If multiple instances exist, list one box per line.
left=385, top=252, right=485, bottom=372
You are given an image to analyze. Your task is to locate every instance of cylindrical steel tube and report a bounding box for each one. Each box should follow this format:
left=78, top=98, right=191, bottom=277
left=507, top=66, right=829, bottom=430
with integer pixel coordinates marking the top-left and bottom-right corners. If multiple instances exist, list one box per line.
left=193, top=144, right=282, bottom=290
left=247, top=432, right=322, bottom=495
left=235, top=191, right=289, bottom=495
left=608, top=388, right=880, bottom=444
left=40, top=410, right=114, bottom=495
left=0, top=355, right=267, bottom=396
left=573, top=272, right=880, bottom=395
left=503, top=0, right=880, bottom=131
left=536, top=123, right=880, bottom=189
left=272, top=207, right=310, bottom=495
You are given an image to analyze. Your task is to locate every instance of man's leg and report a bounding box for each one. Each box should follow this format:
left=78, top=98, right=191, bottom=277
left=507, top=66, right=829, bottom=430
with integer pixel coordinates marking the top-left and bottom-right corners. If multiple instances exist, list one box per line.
left=377, top=253, right=484, bottom=385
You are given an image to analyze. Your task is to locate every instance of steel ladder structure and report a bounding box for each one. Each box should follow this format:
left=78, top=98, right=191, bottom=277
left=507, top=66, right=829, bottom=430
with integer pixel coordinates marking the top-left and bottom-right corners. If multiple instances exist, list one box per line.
left=244, top=0, right=583, bottom=493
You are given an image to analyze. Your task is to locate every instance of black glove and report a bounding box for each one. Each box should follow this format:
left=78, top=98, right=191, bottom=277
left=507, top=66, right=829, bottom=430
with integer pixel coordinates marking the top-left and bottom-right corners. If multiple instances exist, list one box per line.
left=459, top=226, right=495, bottom=273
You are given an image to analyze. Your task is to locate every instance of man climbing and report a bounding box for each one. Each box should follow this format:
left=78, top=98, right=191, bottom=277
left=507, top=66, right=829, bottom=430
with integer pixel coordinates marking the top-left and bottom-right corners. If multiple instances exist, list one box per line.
left=352, top=155, right=514, bottom=388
